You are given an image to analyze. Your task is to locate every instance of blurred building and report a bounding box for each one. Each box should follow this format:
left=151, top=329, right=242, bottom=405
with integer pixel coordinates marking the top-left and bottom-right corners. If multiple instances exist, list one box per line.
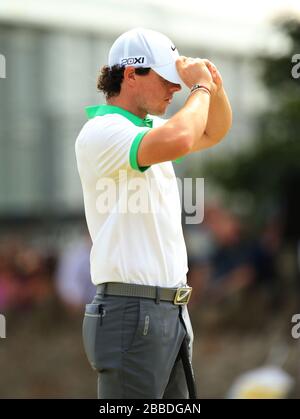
left=0, top=0, right=289, bottom=226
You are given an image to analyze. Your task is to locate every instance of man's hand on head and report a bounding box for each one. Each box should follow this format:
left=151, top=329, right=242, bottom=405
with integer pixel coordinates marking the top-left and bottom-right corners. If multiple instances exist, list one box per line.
left=176, top=56, right=213, bottom=90
left=202, top=59, right=223, bottom=93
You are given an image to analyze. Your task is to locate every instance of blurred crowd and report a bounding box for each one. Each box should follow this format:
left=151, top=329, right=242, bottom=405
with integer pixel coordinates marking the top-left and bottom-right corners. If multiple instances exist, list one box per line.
left=0, top=236, right=56, bottom=312
left=0, top=202, right=298, bottom=315
left=0, top=233, right=95, bottom=314
left=186, top=203, right=297, bottom=311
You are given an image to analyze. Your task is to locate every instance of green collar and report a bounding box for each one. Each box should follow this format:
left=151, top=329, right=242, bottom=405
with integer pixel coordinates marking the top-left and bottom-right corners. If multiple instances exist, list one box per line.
left=85, top=104, right=153, bottom=128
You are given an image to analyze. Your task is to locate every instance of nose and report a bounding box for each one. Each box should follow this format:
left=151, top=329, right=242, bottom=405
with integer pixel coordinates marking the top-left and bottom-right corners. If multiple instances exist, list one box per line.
left=170, top=83, right=181, bottom=93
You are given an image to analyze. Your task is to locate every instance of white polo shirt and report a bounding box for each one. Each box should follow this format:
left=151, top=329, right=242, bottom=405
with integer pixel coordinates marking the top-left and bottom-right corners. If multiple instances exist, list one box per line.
left=75, top=104, right=188, bottom=288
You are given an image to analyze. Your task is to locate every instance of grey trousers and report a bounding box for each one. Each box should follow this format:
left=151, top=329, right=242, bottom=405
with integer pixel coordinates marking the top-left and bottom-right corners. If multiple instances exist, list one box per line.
left=82, top=292, right=194, bottom=399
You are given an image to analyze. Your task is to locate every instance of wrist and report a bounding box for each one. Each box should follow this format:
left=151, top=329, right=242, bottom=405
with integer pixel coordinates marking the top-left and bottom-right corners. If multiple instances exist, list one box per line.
left=192, top=80, right=213, bottom=90
left=190, top=84, right=212, bottom=97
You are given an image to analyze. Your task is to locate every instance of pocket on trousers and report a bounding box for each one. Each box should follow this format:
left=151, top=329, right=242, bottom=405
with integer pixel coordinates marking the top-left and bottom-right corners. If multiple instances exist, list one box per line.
left=121, top=298, right=142, bottom=353
left=82, top=303, right=104, bottom=371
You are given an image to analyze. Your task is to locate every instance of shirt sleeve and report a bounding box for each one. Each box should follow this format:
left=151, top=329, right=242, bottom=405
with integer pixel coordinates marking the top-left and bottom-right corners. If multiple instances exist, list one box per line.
left=80, top=115, right=152, bottom=178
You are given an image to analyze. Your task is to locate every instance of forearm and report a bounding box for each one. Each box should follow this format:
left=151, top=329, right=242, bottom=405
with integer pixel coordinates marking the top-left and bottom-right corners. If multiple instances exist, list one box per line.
left=203, top=86, right=232, bottom=143
left=188, top=86, right=232, bottom=153
left=166, top=88, right=211, bottom=151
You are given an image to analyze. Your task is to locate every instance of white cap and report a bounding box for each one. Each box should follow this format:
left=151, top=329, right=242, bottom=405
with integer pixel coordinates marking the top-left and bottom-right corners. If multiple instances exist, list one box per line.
left=108, top=27, right=181, bottom=85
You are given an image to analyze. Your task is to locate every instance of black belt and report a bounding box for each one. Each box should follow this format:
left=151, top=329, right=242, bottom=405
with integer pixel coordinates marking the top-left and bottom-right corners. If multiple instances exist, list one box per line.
left=96, top=282, right=192, bottom=305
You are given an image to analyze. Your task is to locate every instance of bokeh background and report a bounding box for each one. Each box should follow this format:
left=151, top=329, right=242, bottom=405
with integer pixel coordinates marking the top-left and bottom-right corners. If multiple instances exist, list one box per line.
left=0, top=0, right=300, bottom=399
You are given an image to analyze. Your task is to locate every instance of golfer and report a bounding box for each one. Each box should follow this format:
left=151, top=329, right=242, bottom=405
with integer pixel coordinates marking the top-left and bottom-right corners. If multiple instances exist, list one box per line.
left=75, top=27, right=232, bottom=399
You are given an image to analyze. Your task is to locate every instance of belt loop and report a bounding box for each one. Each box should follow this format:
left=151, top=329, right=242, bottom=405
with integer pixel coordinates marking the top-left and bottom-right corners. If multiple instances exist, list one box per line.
left=98, top=283, right=107, bottom=297
left=155, top=286, right=160, bottom=304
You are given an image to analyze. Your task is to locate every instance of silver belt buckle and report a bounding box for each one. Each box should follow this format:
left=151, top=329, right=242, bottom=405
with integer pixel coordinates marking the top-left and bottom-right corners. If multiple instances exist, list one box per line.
left=173, top=287, right=192, bottom=305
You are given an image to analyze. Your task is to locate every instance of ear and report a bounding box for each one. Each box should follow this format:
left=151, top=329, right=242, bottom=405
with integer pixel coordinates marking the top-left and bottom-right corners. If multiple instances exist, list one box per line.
left=123, top=66, right=136, bottom=87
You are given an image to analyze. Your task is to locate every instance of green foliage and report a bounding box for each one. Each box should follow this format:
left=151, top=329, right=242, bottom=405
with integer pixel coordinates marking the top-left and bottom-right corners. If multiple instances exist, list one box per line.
left=201, top=16, right=300, bottom=216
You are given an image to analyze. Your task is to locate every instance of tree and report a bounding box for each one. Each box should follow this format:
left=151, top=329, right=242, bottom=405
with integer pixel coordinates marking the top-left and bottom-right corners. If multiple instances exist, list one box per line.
left=200, top=17, right=300, bottom=238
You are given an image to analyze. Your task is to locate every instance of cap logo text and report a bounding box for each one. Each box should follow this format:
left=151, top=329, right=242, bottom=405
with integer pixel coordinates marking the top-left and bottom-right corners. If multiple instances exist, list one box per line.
left=121, top=56, right=146, bottom=66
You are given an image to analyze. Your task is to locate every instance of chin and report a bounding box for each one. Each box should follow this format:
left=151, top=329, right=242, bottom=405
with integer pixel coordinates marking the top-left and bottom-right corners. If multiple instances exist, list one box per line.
left=149, top=105, right=168, bottom=116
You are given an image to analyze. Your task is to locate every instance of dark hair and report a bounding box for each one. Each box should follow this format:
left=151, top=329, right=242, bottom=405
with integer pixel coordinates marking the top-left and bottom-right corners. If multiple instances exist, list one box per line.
left=97, top=65, right=151, bottom=99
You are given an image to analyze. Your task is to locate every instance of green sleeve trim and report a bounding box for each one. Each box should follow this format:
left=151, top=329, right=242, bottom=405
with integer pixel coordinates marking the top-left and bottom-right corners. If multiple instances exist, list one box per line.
left=173, top=157, right=184, bottom=164
left=129, top=129, right=151, bottom=172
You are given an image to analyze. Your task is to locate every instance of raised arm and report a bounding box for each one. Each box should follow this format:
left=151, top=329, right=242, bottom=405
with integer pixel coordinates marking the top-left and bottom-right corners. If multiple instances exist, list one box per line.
left=137, top=57, right=215, bottom=167
left=189, top=59, right=232, bottom=151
